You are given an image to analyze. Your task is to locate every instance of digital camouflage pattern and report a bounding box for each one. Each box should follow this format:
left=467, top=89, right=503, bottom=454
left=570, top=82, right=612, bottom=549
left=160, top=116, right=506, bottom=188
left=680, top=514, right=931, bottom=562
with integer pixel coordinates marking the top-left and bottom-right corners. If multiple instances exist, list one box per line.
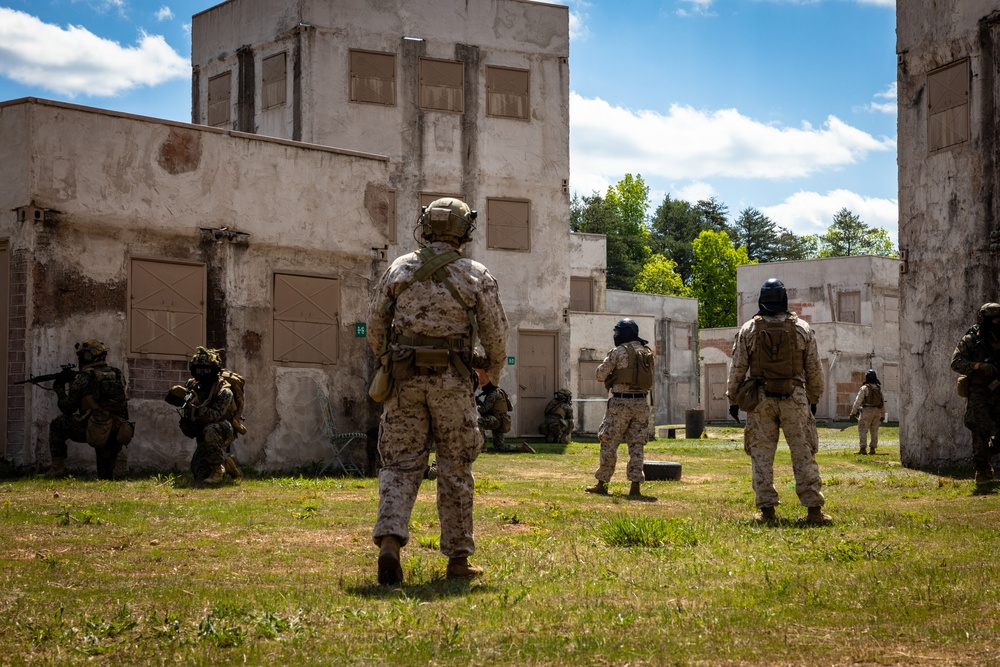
left=368, top=239, right=508, bottom=558
left=951, top=323, right=1000, bottom=473
left=592, top=342, right=652, bottom=484
left=726, top=312, right=826, bottom=510
left=477, top=385, right=512, bottom=451
left=183, top=376, right=236, bottom=483
left=49, top=359, right=129, bottom=480
left=539, top=390, right=574, bottom=443
left=851, top=383, right=885, bottom=453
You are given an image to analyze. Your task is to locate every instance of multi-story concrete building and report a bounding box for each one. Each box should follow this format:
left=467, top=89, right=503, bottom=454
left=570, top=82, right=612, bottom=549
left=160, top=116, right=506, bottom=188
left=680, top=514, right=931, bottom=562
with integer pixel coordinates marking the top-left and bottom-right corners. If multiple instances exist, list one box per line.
left=700, top=257, right=901, bottom=423
left=896, top=2, right=1000, bottom=471
left=0, top=0, right=698, bottom=472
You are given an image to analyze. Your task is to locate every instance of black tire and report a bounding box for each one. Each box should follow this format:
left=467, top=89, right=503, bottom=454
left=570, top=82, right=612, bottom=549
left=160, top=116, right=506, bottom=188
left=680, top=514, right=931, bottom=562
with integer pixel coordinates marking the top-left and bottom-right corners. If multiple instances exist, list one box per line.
left=643, top=460, right=682, bottom=481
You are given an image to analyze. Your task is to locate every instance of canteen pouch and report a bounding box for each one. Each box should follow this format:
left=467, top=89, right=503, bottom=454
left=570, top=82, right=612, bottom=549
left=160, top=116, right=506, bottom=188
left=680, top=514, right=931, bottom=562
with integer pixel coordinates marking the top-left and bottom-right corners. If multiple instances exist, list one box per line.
left=957, top=374, right=971, bottom=399
left=115, top=417, right=135, bottom=446
left=736, top=378, right=762, bottom=413
left=369, top=352, right=394, bottom=402
left=86, top=412, right=114, bottom=448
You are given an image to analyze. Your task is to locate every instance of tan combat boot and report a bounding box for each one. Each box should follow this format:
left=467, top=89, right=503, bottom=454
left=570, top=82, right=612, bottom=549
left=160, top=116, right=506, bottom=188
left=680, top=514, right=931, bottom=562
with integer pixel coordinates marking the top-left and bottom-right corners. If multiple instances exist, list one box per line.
left=585, top=480, right=609, bottom=495
left=757, top=506, right=777, bottom=523
left=44, top=457, right=67, bottom=479
left=518, top=442, right=536, bottom=454
left=378, top=535, right=403, bottom=585
left=223, top=455, right=243, bottom=480
left=628, top=481, right=642, bottom=497
left=446, top=556, right=483, bottom=580
left=806, top=506, right=832, bottom=524
left=857, top=447, right=867, bottom=455
left=203, top=465, right=225, bottom=485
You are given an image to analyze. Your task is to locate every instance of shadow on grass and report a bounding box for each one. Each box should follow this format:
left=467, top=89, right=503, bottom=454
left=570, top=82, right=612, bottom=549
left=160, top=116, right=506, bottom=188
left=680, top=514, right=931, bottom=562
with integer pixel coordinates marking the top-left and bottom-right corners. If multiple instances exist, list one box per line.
left=346, top=578, right=498, bottom=600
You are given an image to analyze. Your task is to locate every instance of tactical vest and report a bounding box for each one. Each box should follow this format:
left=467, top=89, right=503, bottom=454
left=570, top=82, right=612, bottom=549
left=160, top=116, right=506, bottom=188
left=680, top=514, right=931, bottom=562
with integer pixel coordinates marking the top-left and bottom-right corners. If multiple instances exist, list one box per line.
left=749, top=314, right=804, bottom=395
left=82, top=365, right=127, bottom=413
left=606, top=343, right=655, bottom=391
left=861, top=383, right=883, bottom=408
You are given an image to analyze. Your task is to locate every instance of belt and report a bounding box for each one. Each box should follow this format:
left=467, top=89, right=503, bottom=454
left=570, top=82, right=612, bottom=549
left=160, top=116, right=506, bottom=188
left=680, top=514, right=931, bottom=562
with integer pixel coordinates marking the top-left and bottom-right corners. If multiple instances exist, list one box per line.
left=764, top=391, right=792, bottom=399
left=612, top=392, right=647, bottom=399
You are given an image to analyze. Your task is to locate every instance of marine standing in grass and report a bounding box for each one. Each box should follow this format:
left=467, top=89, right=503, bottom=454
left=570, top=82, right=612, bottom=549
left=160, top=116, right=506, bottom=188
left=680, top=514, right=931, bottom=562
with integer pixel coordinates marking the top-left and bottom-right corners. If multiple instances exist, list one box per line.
left=849, top=369, right=885, bottom=455
left=950, top=302, right=1000, bottom=485
left=367, top=198, right=508, bottom=585
left=586, top=319, right=654, bottom=498
left=726, top=279, right=831, bottom=524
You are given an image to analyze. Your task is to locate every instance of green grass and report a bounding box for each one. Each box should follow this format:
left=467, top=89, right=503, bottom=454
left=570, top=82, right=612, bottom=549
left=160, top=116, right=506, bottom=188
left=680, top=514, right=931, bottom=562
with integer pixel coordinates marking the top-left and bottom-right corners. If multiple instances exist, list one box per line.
left=2, top=424, right=999, bottom=666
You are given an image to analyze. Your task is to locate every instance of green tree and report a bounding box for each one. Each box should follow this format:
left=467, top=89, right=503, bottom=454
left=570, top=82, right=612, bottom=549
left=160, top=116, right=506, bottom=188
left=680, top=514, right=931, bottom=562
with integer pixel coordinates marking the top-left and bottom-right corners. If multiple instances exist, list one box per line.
left=817, top=208, right=897, bottom=257
left=696, top=197, right=732, bottom=235
left=569, top=174, right=652, bottom=290
left=690, top=229, right=753, bottom=328
left=634, top=254, right=691, bottom=297
left=732, top=207, right=812, bottom=263
left=649, top=194, right=709, bottom=284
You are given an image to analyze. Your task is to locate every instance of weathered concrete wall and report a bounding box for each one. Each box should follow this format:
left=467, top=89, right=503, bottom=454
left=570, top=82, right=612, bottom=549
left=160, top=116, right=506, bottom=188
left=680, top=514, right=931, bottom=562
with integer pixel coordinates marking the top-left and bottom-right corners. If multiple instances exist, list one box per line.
left=569, top=232, right=607, bottom=313
left=897, top=1, right=1000, bottom=470
left=0, top=99, right=389, bottom=473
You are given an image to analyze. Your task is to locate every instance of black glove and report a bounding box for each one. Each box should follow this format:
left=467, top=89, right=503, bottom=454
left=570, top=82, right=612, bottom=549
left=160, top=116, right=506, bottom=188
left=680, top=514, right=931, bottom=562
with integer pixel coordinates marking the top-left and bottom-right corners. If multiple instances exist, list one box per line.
left=810, top=404, right=817, bottom=416
left=729, top=404, right=740, bottom=421
left=979, top=363, right=998, bottom=379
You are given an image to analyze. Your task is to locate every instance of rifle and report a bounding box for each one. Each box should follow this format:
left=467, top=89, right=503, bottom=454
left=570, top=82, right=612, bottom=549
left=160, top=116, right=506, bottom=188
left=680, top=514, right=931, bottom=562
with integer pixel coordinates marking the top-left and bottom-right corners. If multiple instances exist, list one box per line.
left=165, top=385, right=197, bottom=411
left=975, top=339, right=1000, bottom=391
left=15, top=364, right=77, bottom=390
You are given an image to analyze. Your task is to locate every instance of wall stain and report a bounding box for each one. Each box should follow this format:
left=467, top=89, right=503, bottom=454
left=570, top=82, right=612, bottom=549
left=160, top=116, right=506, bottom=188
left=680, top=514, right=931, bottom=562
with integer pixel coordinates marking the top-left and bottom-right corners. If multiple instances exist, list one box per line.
left=32, top=261, right=126, bottom=326
left=158, top=127, right=202, bottom=175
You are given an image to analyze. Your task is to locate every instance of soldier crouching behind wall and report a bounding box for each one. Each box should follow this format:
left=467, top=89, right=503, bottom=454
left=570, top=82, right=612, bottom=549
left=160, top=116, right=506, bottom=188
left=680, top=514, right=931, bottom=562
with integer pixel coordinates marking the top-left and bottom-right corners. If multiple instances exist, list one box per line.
left=951, top=302, right=1000, bottom=486
left=166, top=347, right=243, bottom=485
left=46, top=339, right=133, bottom=480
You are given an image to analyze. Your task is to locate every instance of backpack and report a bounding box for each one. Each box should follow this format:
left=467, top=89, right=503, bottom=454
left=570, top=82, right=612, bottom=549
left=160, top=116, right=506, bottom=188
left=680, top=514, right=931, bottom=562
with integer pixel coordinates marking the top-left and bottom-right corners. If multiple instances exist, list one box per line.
left=749, top=315, right=804, bottom=395
left=861, top=383, right=883, bottom=408
left=623, top=343, right=655, bottom=391
left=220, top=368, right=248, bottom=436
left=493, top=387, right=512, bottom=413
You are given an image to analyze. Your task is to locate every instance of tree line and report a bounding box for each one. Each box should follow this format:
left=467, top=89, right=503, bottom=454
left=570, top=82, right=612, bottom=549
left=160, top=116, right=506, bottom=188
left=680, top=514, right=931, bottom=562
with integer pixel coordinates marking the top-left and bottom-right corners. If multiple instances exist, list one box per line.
left=569, top=173, right=898, bottom=328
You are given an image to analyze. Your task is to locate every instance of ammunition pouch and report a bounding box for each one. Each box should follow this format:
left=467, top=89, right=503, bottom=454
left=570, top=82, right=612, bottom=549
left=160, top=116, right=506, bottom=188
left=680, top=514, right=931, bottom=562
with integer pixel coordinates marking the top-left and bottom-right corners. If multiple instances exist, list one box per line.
left=115, top=417, right=135, bottom=446
left=736, top=378, right=762, bottom=413
left=390, top=348, right=415, bottom=380
left=414, top=347, right=451, bottom=370
left=86, top=411, right=114, bottom=448
left=762, top=378, right=796, bottom=395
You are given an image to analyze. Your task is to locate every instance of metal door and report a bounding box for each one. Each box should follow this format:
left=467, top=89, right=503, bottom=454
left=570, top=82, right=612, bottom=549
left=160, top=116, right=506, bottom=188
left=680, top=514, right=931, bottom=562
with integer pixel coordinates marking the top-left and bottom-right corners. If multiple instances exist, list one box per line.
left=517, top=331, right=557, bottom=436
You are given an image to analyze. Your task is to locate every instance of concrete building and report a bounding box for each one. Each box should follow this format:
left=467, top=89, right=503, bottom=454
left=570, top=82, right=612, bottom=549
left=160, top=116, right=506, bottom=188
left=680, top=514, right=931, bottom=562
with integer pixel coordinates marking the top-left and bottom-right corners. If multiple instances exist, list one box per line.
left=700, top=257, right=901, bottom=423
left=0, top=0, right=697, bottom=472
left=896, top=2, right=1000, bottom=470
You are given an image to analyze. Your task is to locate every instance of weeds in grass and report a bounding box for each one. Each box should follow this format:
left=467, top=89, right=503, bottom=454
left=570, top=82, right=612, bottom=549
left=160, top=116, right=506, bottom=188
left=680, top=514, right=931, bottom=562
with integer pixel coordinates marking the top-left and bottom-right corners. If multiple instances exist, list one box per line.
left=597, top=512, right=701, bottom=548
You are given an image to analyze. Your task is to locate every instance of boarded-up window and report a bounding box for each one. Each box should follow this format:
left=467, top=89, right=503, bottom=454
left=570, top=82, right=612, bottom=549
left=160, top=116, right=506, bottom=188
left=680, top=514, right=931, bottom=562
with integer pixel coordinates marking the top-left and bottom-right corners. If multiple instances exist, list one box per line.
left=884, top=295, right=899, bottom=324
left=262, top=52, right=287, bottom=110
left=487, top=198, right=530, bottom=251
left=351, top=50, right=396, bottom=106
left=928, top=59, right=969, bottom=152
left=129, top=259, right=206, bottom=357
left=419, top=58, right=463, bottom=112
left=208, top=72, right=232, bottom=127
left=579, top=360, right=604, bottom=397
left=569, top=277, right=594, bottom=312
left=486, top=65, right=529, bottom=119
left=838, top=291, right=861, bottom=324
left=273, top=274, right=340, bottom=364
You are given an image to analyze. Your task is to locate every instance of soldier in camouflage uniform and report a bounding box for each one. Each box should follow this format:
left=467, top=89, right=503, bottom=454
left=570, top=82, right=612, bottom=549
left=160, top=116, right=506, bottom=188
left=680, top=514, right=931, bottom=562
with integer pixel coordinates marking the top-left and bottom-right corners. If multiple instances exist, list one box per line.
left=539, top=389, right=574, bottom=444
left=951, top=302, right=1000, bottom=485
left=726, top=279, right=831, bottom=524
left=368, top=198, right=508, bottom=585
left=171, top=347, right=242, bottom=485
left=586, top=319, right=653, bottom=498
left=46, top=339, right=132, bottom=480
left=849, top=369, right=885, bottom=455
left=474, top=368, right=523, bottom=453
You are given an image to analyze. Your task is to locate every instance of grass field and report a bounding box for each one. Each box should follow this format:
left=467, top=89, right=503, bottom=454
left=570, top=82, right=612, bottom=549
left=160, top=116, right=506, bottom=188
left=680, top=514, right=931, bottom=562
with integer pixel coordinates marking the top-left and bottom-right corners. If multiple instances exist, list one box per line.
left=2, top=422, right=1000, bottom=666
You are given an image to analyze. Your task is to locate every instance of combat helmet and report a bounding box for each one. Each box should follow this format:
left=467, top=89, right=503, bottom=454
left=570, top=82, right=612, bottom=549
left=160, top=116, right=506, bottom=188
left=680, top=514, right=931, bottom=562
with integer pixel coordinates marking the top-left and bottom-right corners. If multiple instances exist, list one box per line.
left=758, top=278, right=788, bottom=315
left=190, top=346, right=223, bottom=380
left=977, top=302, right=1000, bottom=325
left=75, top=339, right=108, bottom=365
left=865, top=369, right=879, bottom=385
left=555, top=388, right=573, bottom=400
left=613, top=318, right=648, bottom=346
left=419, top=198, right=477, bottom=245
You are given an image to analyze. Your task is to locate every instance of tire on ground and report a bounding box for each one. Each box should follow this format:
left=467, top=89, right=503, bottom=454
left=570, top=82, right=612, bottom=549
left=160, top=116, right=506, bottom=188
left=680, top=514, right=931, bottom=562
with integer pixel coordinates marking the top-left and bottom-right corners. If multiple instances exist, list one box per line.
left=643, top=460, right=682, bottom=481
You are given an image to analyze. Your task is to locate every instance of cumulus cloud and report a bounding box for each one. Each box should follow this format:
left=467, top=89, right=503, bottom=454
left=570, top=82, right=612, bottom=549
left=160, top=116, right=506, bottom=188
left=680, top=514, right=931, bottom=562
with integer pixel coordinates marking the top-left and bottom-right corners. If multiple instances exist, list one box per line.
left=0, top=7, right=189, bottom=97
left=156, top=6, right=175, bottom=22
left=760, top=189, right=898, bottom=240
left=677, top=0, right=716, bottom=18
left=867, top=81, right=897, bottom=114
left=570, top=93, right=894, bottom=188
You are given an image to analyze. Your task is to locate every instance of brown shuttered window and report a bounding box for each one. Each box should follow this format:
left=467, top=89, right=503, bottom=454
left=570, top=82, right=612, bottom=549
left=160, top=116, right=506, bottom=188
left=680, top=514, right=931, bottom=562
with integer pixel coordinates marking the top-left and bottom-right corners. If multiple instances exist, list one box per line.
left=487, top=198, right=530, bottom=251
left=928, top=59, right=969, bottom=152
left=207, top=72, right=231, bottom=127
left=262, top=52, right=287, bottom=110
left=273, top=274, right=340, bottom=365
left=419, top=58, right=463, bottom=112
left=129, top=259, right=206, bottom=357
left=486, top=65, right=529, bottom=119
left=351, top=50, right=396, bottom=106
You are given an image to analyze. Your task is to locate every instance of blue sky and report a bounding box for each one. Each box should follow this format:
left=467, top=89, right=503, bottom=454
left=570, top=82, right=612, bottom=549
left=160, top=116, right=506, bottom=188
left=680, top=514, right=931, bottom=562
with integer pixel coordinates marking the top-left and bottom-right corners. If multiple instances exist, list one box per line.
left=0, top=0, right=898, bottom=243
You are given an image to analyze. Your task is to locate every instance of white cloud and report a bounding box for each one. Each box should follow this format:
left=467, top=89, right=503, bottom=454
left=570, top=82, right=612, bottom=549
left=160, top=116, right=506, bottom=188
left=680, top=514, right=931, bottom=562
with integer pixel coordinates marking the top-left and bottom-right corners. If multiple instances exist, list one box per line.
left=569, top=93, right=894, bottom=187
left=760, top=189, right=898, bottom=240
left=867, top=81, right=896, bottom=114
left=156, top=6, right=175, bottom=22
left=0, top=8, right=189, bottom=97
left=677, top=0, right=716, bottom=18
left=673, top=182, right=718, bottom=203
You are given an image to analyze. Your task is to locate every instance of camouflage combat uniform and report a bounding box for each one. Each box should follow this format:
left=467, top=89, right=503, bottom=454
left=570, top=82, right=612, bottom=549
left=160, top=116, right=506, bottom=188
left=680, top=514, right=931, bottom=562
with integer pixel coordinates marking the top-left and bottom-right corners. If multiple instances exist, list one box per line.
left=368, top=239, right=508, bottom=559
left=726, top=312, right=826, bottom=510
left=951, top=324, right=1000, bottom=476
left=539, top=391, right=574, bottom=443
left=593, top=342, right=652, bottom=485
left=184, top=377, right=236, bottom=483
left=49, top=360, right=130, bottom=480
left=850, top=383, right=885, bottom=454
left=477, top=383, right=512, bottom=452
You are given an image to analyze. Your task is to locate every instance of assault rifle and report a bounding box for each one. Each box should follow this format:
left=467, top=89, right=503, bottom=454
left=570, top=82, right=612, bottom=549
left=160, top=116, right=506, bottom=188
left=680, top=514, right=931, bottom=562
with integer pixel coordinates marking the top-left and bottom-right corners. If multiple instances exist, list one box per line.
left=165, top=385, right=197, bottom=411
left=15, top=364, right=77, bottom=390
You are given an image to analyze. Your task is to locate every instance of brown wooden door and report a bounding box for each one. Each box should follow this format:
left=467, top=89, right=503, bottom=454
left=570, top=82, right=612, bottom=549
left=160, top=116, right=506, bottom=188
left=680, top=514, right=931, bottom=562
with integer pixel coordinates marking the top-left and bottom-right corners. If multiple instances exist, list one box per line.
left=517, top=331, right=557, bottom=436
left=706, top=363, right=728, bottom=421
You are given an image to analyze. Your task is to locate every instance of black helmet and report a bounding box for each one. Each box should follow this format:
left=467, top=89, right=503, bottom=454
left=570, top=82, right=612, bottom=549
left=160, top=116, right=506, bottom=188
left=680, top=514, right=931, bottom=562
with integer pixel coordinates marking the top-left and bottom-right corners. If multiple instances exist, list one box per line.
left=865, top=369, right=879, bottom=384
left=613, top=318, right=647, bottom=346
left=758, top=279, right=788, bottom=315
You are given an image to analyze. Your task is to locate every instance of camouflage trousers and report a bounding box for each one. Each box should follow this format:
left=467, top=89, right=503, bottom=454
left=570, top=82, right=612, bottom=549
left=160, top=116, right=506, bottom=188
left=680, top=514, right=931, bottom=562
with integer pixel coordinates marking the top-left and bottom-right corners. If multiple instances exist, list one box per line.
left=374, top=371, right=483, bottom=558
left=744, top=393, right=825, bottom=509
left=478, top=414, right=511, bottom=451
left=857, top=408, right=881, bottom=450
left=594, top=397, right=649, bottom=483
left=49, top=413, right=124, bottom=480
left=964, top=387, right=1000, bottom=470
left=540, top=417, right=572, bottom=443
left=190, top=420, right=234, bottom=482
